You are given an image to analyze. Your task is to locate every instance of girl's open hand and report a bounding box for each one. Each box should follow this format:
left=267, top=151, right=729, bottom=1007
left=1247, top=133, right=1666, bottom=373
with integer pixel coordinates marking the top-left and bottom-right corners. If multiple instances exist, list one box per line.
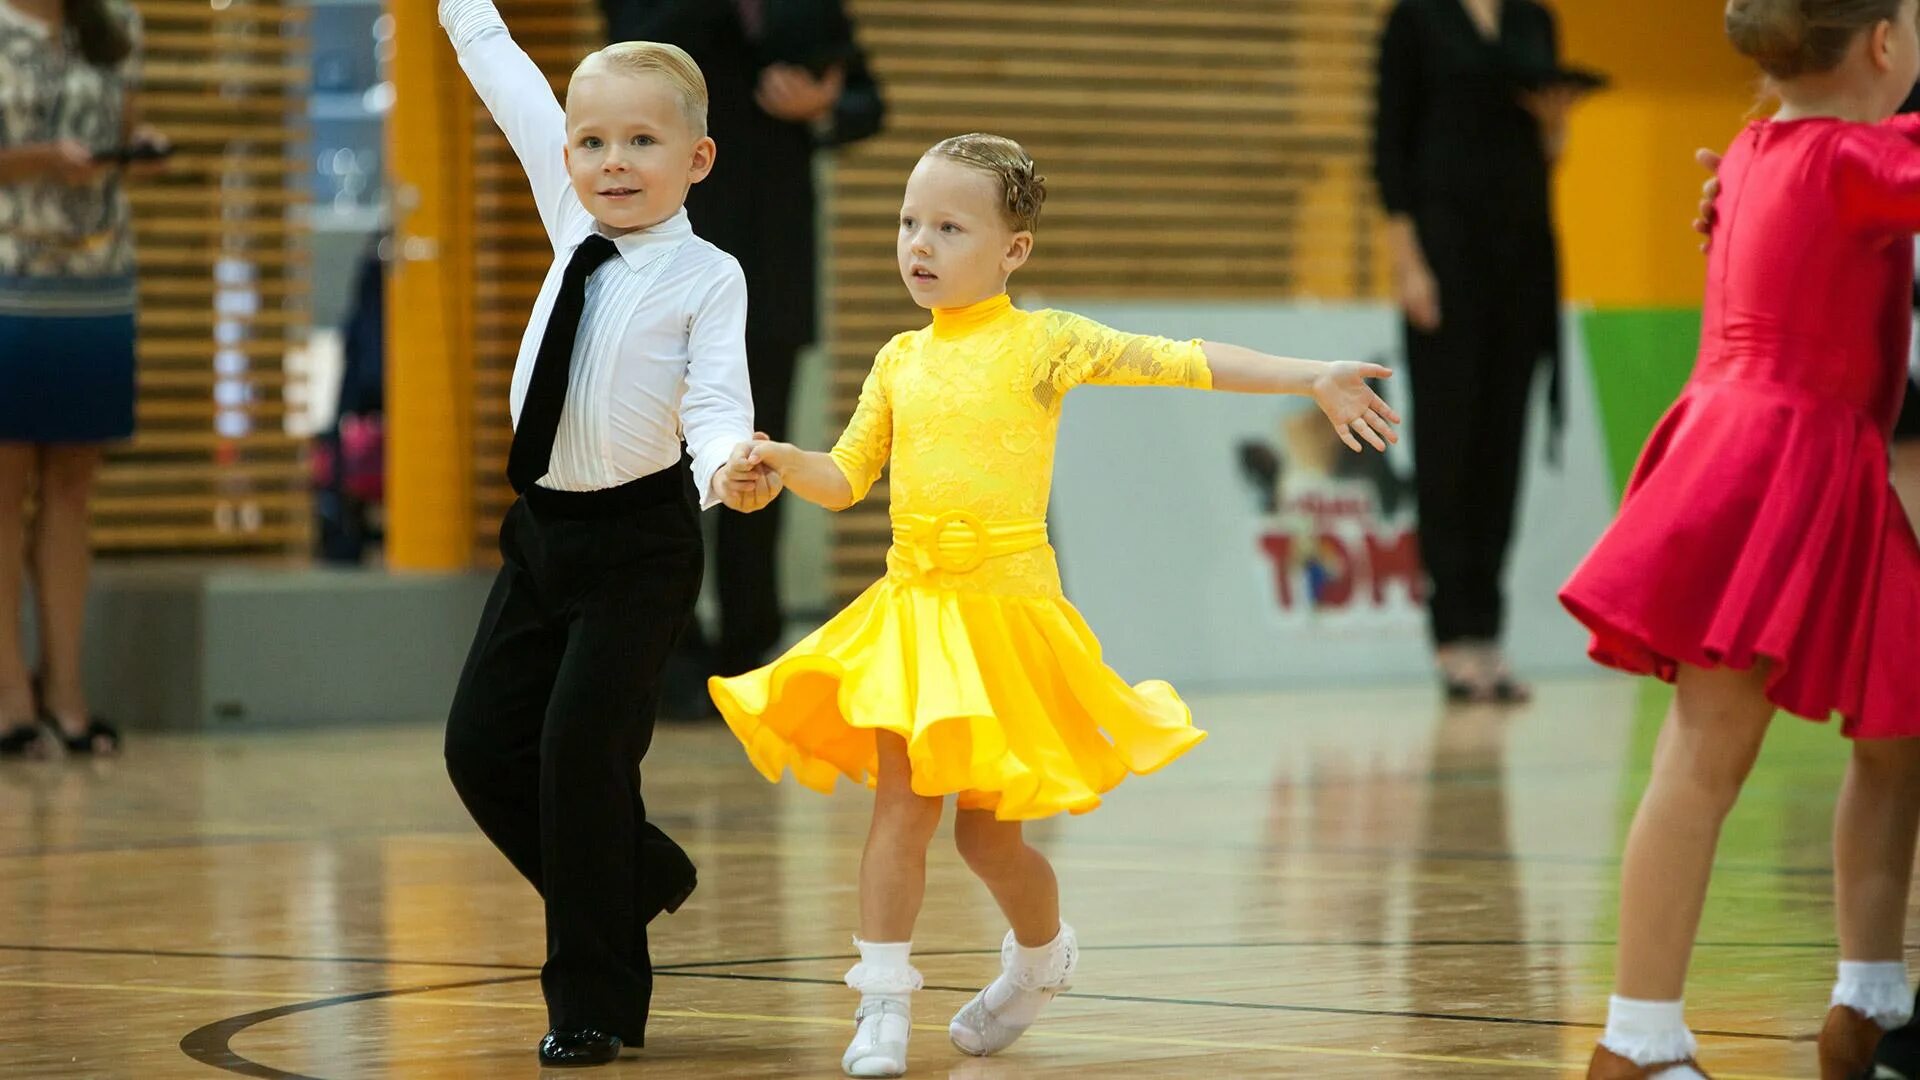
left=1311, top=362, right=1401, bottom=453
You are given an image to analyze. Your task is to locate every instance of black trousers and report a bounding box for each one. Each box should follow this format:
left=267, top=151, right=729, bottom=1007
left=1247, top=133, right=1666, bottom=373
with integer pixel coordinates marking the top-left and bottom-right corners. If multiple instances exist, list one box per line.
left=1407, top=204, right=1550, bottom=646
left=683, top=334, right=800, bottom=676
left=444, top=466, right=702, bottom=1042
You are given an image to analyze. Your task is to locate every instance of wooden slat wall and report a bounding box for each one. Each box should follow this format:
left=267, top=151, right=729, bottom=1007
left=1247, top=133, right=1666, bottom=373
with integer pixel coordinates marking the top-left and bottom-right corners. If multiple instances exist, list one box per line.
left=465, top=2, right=601, bottom=545
left=457, top=1, right=1392, bottom=575
left=98, top=0, right=311, bottom=553
left=826, top=0, right=1393, bottom=599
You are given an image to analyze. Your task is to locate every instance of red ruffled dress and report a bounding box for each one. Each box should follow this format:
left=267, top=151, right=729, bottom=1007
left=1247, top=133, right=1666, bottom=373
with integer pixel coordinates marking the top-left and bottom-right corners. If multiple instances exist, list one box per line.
left=1561, top=115, right=1920, bottom=738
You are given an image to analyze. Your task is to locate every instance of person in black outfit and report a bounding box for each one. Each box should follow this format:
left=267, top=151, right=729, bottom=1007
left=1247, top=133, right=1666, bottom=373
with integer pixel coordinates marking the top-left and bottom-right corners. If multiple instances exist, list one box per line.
left=1372, top=0, right=1580, bottom=703
left=601, top=0, right=885, bottom=714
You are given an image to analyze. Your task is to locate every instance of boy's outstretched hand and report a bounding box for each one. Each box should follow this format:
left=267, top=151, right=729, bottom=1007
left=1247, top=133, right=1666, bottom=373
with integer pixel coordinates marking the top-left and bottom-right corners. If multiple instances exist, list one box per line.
left=1311, top=362, right=1401, bottom=453
left=718, top=434, right=783, bottom=513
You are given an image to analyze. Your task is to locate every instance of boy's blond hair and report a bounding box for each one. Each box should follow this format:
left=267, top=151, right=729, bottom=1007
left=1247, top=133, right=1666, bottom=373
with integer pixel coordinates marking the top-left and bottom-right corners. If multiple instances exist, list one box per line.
left=571, top=41, right=709, bottom=138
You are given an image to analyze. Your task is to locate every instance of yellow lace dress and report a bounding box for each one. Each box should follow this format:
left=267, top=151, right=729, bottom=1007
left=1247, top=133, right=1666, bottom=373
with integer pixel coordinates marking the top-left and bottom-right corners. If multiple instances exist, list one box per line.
left=709, top=294, right=1212, bottom=819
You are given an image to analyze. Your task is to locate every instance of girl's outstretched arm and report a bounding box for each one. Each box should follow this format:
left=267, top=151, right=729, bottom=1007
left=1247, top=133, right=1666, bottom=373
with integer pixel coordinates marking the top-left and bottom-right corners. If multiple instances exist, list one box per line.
left=1203, top=342, right=1401, bottom=453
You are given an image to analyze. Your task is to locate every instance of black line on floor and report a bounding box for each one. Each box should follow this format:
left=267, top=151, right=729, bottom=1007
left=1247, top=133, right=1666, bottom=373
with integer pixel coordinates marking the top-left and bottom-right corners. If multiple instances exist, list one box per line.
left=171, top=960, right=1806, bottom=1078
left=176, top=974, right=535, bottom=1080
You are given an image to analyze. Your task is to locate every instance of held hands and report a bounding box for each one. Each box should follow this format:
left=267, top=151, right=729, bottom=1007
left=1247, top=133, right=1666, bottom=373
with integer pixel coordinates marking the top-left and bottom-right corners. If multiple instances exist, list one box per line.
left=1311, top=362, right=1402, bottom=453
left=718, top=433, right=785, bottom=513
left=755, top=62, right=844, bottom=124
left=1520, top=85, right=1580, bottom=129
left=744, top=437, right=799, bottom=474
left=44, top=139, right=103, bottom=185
left=1693, top=148, right=1723, bottom=253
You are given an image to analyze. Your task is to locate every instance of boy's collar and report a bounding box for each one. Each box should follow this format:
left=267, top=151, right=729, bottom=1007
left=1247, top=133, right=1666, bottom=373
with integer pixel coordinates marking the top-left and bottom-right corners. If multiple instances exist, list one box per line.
left=571, top=208, right=692, bottom=269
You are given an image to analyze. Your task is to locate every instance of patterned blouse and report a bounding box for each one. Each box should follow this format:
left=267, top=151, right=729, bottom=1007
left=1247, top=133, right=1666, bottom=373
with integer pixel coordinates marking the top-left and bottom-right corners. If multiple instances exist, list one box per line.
left=0, top=0, right=137, bottom=286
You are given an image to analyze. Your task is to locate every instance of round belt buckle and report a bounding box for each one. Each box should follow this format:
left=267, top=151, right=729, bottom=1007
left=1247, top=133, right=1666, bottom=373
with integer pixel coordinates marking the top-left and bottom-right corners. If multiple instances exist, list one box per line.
left=926, top=511, right=988, bottom=574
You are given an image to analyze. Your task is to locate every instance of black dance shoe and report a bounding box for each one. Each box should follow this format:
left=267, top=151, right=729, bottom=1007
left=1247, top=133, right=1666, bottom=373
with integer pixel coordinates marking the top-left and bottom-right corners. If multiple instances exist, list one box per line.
left=639, top=835, right=698, bottom=922
left=537, top=1028, right=622, bottom=1067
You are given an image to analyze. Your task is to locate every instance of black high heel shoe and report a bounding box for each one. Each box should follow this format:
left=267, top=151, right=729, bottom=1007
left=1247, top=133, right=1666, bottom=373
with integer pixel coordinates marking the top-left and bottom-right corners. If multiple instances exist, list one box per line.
left=1483, top=657, right=1533, bottom=705
left=41, top=715, right=121, bottom=755
left=0, top=723, right=48, bottom=758
left=32, top=671, right=121, bottom=755
left=2, top=675, right=49, bottom=758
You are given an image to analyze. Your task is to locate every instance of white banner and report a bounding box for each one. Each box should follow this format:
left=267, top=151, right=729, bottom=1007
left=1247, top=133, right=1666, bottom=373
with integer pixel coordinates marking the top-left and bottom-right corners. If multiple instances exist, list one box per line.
left=1044, top=300, right=1614, bottom=690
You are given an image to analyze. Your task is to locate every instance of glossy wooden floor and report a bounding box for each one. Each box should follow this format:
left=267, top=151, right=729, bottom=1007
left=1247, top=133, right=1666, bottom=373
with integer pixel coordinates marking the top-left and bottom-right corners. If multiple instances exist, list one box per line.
left=0, top=678, right=1874, bottom=1077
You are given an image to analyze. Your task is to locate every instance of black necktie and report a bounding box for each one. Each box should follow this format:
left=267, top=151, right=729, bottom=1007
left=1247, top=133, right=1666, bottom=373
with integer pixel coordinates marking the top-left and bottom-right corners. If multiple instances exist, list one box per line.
left=508, top=234, right=619, bottom=494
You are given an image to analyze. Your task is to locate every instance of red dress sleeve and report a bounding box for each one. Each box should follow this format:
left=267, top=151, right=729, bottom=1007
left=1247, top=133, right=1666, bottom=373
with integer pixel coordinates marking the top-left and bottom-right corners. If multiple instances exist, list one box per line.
left=1885, top=113, right=1920, bottom=140
left=1839, top=122, right=1920, bottom=233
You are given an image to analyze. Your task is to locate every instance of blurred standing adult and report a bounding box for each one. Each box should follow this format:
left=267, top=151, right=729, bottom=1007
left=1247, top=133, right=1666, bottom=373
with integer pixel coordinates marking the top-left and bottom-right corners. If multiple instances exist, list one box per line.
left=600, top=0, right=884, bottom=716
left=0, top=0, right=166, bottom=757
left=1372, top=0, right=1578, bottom=703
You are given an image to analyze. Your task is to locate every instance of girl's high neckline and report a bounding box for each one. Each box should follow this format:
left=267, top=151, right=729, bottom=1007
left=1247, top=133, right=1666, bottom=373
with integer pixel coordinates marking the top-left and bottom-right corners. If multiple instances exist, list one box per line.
left=930, top=293, right=1014, bottom=337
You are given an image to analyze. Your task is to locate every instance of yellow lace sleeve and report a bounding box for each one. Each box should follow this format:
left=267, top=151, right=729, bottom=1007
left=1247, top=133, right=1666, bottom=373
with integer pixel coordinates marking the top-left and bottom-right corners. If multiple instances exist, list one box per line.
left=828, top=336, right=900, bottom=505
left=1031, top=310, right=1212, bottom=409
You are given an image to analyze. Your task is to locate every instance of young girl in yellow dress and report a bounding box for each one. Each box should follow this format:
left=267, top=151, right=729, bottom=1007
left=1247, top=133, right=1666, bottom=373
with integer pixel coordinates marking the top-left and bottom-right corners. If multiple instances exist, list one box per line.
left=711, top=133, right=1400, bottom=1078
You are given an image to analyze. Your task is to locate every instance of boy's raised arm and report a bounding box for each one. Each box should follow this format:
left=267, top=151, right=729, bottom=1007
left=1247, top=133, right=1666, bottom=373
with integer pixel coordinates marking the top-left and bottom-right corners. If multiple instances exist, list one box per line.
left=440, top=0, right=575, bottom=242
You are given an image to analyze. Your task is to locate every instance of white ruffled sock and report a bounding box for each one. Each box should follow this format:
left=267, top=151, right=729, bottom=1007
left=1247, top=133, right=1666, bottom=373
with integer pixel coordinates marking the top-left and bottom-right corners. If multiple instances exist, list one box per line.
left=1599, top=996, right=1705, bottom=1078
left=842, top=939, right=920, bottom=1078
left=949, top=924, right=1077, bottom=1056
left=1833, top=960, right=1914, bottom=1029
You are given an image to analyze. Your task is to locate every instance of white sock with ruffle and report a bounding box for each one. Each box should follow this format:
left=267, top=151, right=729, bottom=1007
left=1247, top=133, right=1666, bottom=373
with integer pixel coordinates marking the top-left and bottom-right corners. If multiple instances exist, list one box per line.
left=949, top=924, right=1077, bottom=1056
left=1833, top=960, right=1914, bottom=1029
left=842, top=939, right=920, bottom=1078
left=1598, top=996, right=1706, bottom=1078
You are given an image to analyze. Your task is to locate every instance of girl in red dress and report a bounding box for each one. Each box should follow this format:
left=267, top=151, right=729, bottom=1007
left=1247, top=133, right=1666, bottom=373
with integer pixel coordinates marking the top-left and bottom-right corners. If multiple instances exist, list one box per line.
left=1561, top=2, right=1920, bottom=1077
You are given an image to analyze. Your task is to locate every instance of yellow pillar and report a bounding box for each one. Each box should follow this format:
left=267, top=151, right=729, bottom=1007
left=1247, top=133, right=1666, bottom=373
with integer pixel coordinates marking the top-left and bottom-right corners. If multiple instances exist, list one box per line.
left=384, top=0, right=477, bottom=569
left=1553, top=5, right=1755, bottom=306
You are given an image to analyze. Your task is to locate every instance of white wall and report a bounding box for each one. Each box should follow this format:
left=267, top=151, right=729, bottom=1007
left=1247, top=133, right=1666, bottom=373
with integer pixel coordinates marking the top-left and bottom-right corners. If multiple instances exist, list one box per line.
left=1045, top=299, right=1613, bottom=691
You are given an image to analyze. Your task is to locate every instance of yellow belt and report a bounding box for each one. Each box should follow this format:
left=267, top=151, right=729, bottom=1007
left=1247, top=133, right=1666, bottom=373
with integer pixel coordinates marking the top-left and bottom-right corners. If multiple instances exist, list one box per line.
left=890, top=512, right=1049, bottom=575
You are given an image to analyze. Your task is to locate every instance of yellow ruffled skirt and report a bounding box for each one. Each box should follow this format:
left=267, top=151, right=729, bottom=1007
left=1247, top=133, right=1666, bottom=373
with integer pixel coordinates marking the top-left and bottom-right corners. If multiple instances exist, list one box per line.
left=708, top=576, right=1207, bottom=821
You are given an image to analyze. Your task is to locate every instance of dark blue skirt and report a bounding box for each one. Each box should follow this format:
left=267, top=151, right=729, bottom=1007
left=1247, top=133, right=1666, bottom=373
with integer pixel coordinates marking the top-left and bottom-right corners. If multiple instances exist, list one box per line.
left=0, top=275, right=136, bottom=444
